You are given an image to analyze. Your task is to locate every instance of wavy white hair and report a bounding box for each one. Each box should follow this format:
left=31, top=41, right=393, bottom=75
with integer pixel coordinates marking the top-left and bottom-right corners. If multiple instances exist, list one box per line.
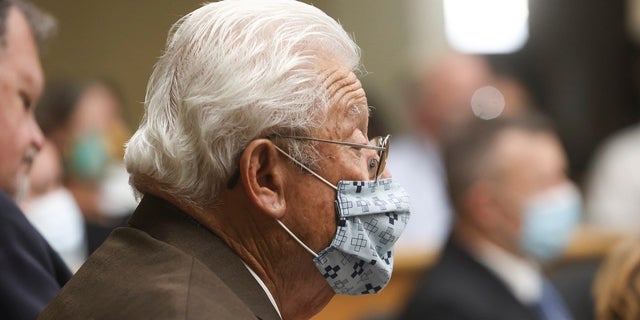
left=124, top=0, right=361, bottom=209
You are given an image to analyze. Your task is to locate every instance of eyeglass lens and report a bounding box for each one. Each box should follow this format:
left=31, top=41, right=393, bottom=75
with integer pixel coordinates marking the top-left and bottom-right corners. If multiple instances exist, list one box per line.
left=371, top=135, right=390, bottom=179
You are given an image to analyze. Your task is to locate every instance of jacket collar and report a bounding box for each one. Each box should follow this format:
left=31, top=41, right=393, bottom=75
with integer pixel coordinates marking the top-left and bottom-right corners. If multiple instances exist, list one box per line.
left=128, top=194, right=281, bottom=320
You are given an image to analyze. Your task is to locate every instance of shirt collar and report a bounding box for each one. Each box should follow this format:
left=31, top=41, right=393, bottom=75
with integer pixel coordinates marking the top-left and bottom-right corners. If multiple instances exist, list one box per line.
left=242, top=262, right=282, bottom=320
left=472, top=241, right=543, bottom=304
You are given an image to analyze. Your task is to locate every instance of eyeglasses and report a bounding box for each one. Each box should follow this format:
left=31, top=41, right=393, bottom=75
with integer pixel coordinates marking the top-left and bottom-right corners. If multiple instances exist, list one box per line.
left=226, top=134, right=391, bottom=189
left=273, top=134, right=391, bottom=182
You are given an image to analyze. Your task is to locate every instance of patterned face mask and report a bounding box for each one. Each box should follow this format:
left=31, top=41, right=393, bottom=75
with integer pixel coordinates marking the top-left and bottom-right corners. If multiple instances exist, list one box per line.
left=273, top=145, right=411, bottom=295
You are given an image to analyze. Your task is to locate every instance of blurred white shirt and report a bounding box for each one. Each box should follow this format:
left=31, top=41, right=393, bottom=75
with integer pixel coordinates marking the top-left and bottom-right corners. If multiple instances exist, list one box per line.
left=585, top=124, right=640, bottom=233
left=23, top=187, right=87, bottom=272
left=387, top=135, right=452, bottom=255
left=473, top=240, right=542, bottom=305
left=98, top=162, right=139, bottom=218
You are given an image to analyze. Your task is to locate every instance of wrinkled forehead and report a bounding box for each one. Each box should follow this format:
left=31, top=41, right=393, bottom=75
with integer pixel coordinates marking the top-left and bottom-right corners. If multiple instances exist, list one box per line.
left=315, top=57, right=368, bottom=116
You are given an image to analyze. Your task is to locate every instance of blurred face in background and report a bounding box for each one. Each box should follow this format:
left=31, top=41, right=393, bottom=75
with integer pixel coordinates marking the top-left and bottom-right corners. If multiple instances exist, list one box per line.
left=71, top=84, right=124, bottom=140
left=0, top=7, right=44, bottom=200
left=61, top=82, right=131, bottom=221
left=415, top=54, right=492, bottom=142
left=483, top=129, right=571, bottom=256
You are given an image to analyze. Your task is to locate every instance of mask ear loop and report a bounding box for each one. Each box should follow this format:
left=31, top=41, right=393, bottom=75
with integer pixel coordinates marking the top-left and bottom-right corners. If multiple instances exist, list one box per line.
left=270, top=143, right=337, bottom=258
left=275, top=219, right=319, bottom=258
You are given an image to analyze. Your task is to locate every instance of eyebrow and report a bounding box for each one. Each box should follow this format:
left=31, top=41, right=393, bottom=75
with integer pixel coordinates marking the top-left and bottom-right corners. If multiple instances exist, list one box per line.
left=345, top=104, right=369, bottom=117
left=19, top=69, right=42, bottom=101
left=344, top=104, right=371, bottom=135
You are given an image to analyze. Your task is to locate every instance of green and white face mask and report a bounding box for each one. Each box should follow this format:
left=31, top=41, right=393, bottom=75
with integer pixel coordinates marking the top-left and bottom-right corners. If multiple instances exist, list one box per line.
left=65, top=131, right=109, bottom=181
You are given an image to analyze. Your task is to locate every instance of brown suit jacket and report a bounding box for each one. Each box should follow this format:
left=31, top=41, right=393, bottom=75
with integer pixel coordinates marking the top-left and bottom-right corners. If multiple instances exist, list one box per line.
left=40, top=194, right=281, bottom=320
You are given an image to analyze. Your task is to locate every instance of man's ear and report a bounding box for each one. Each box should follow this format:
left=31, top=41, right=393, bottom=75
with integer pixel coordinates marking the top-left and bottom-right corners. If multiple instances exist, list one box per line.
left=239, top=139, right=286, bottom=219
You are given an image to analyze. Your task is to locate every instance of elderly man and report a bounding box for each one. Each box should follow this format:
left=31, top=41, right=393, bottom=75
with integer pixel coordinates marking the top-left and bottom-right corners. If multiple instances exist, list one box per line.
left=400, top=115, right=578, bottom=320
left=0, top=1, right=69, bottom=319
left=41, top=1, right=410, bottom=319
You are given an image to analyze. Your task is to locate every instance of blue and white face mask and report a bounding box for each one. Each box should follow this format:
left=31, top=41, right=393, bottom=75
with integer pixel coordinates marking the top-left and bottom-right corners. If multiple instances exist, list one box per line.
left=273, top=146, right=411, bottom=295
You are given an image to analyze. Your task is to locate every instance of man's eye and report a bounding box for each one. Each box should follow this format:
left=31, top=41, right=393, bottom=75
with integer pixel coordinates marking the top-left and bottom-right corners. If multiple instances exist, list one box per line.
left=19, top=92, right=32, bottom=110
left=368, top=157, right=379, bottom=172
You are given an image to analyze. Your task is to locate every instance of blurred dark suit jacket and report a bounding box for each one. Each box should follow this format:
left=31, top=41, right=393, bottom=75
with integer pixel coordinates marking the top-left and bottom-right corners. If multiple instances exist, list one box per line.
left=399, top=238, right=539, bottom=320
left=0, top=191, right=71, bottom=320
left=40, top=194, right=281, bottom=320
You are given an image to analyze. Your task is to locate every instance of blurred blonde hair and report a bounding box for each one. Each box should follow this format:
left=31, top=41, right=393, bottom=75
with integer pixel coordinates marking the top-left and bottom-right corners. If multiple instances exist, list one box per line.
left=593, top=236, right=640, bottom=320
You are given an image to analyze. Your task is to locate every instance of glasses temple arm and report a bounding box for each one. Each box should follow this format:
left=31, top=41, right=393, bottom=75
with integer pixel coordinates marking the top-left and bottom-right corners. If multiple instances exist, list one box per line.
left=271, top=144, right=338, bottom=191
left=276, top=135, right=385, bottom=151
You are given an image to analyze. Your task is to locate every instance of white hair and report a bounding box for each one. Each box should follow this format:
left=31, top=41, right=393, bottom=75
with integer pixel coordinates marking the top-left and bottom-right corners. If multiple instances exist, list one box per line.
left=124, top=0, right=360, bottom=209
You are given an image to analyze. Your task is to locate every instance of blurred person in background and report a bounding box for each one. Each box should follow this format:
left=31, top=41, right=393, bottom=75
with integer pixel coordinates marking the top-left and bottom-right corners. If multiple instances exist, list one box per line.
left=593, top=236, right=640, bottom=320
left=491, top=73, right=533, bottom=114
left=0, top=0, right=71, bottom=319
left=40, top=1, right=410, bottom=319
left=388, top=53, right=493, bottom=254
left=20, top=140, right=87, bottom=272
left=35, top=79, right=138, bottom=252
left=390, top=53, right=534, bottom=256
left=400, top=115, right=579, bottom=320
left=584, top=124, right=640, bottom=235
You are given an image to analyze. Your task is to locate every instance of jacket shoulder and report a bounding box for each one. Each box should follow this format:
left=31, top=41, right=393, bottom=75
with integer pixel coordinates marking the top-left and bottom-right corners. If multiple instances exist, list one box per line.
left=41, top=228, right=257, bottom=320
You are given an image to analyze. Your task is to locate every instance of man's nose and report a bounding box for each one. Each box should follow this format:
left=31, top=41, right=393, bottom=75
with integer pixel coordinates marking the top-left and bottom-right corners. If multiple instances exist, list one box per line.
left=380, top=167, right=392, bottom=179
left=31, top=118, right=44, bottom=151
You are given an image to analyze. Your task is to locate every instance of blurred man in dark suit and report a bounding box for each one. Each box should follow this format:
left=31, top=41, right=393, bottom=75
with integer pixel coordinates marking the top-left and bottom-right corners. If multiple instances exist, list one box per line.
left=0, top=1, right=69, bottom=319
left=401, top=115, right=579, bottom=320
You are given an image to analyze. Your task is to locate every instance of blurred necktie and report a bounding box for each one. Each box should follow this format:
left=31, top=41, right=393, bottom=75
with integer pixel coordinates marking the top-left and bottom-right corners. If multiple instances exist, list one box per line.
left=531, top=279, right=574, bottom=320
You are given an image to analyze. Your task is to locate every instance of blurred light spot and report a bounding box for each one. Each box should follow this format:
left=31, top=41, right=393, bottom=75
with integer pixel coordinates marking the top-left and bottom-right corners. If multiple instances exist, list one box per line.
left=443, top=0, right=529, bottom=54
left=471, top=86, right=505, bottom=120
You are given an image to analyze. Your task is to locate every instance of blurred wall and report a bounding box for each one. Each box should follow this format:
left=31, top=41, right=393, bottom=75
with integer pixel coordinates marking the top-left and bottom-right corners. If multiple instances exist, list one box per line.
left=508, top=0, right=640, bottom=182
left=31, top=0, right=447, bottom=134
left=31, top=0, right=202, bottom=126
